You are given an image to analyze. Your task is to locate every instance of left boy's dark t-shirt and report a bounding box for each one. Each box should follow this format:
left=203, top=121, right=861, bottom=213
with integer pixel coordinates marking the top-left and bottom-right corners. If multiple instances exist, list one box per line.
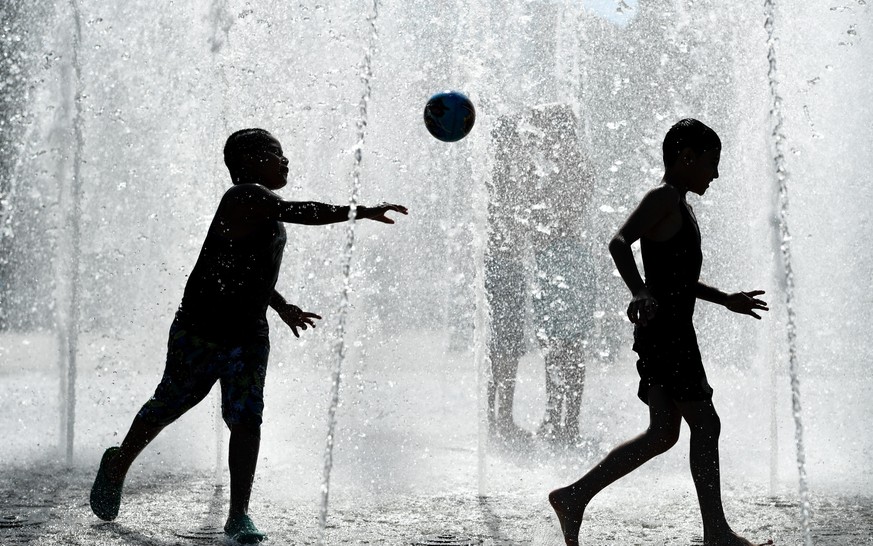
left=175, top=193, right=287, bottom=344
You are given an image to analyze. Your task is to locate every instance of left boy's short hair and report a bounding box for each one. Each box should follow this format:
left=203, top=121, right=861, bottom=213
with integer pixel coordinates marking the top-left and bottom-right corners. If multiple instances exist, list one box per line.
left=224, top=128, right=274, bottom=176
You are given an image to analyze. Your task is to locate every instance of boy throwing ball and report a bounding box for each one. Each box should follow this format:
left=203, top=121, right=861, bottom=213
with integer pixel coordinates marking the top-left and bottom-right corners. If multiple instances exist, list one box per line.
left=89, top=128, right=407, bottom=544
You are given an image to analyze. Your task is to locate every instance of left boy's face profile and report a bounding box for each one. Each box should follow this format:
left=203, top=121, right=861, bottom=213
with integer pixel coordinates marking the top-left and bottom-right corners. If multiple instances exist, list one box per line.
left=243, top=135, right=289, bottom=190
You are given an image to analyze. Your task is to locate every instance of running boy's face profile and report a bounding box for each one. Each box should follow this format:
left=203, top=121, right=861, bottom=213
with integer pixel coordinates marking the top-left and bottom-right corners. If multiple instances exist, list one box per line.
left=243, top=135, right=289, bottom=190
left=684, top=148, right=720, bottom=196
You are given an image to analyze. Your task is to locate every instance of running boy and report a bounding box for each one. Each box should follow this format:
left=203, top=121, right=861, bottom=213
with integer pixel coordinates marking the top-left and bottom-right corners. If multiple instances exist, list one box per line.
left=549, top=119, right=769, bottom=546
left=89, top=128, right=407, bottom=544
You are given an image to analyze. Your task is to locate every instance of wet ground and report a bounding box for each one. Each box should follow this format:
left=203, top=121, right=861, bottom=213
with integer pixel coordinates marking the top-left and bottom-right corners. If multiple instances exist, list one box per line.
left=1, top=461, right=871, bottom=545
left=3, top=330, right=872, bottom=544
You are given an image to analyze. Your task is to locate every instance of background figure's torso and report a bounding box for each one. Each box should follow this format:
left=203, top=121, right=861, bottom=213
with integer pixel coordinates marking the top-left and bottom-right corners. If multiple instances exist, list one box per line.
left=177, top=196, right=287, bottom=343
left=533, top=237, right=597, bottom=343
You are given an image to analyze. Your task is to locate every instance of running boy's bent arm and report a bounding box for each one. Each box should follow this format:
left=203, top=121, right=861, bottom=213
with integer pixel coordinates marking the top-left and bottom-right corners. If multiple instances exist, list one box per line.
left=609, top=185, right=682, bottom=325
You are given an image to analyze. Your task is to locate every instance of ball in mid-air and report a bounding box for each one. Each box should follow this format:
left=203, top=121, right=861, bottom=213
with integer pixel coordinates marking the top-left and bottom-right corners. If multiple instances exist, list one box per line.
left=423, top=91, right=475, bottom=142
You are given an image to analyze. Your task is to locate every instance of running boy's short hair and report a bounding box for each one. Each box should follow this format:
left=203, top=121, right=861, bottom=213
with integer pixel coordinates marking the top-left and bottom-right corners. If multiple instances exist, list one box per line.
left=224, top=128, right=274, bottom=180
left=662, top=119, right=721, bottom=168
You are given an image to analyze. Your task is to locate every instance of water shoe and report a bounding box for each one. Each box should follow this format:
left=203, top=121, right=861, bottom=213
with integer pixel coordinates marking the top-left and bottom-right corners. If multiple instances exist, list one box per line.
left=224, top=513, right=267, bottom=544
left=89, top=447, right=123, bottom=521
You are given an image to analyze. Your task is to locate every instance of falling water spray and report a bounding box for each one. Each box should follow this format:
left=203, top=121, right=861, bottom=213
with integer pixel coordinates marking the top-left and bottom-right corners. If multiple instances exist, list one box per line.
left=318, top=1, right=380, bottom=541
left=451, top=0, right=494, bottom=498
left=207, top=0, right=234, bottom=487
left=763, top=1, right=813, bottom=544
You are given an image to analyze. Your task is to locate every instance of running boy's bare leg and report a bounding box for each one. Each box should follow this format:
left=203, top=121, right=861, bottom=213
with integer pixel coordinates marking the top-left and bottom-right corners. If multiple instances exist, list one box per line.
left=549, top=386, right=682, bottom=545
left=678, top=400, right=758, bottom=546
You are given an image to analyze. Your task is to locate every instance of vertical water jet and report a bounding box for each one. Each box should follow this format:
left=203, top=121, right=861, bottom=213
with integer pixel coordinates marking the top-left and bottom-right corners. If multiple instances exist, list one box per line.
left=207, top=0, right=234, bottom=487
left=57, top=0, right=85, bottom=467
left=763, top=1, right=813, bottom=543
left=319, top=0, right=380, bottom=541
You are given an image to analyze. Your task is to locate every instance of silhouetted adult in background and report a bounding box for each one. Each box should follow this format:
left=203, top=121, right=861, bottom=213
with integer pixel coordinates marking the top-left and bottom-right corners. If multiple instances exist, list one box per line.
left=485, top=114, right=531, bottom=443
left=526, top=104, right=596, bottom=448
left=89, top=128, right=407, bottom=544
left=487, top=104, right=596, bottom=446
left=549, top=119, right=770, bottom=546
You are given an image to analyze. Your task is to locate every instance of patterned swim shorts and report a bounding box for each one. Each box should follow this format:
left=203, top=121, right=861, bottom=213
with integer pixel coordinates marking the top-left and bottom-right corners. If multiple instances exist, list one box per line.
left=137, top=321, right=270, bottom=427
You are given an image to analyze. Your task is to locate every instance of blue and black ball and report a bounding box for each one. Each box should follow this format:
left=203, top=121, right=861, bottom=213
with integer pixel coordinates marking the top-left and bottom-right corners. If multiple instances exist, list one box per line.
left=423, top=91, right=475, bottom=142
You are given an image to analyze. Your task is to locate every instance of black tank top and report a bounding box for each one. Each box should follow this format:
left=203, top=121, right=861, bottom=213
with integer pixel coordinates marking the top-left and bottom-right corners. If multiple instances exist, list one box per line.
left=176, top=207, right=287, bottom=343
left=640, top=198, right=702, bottom=326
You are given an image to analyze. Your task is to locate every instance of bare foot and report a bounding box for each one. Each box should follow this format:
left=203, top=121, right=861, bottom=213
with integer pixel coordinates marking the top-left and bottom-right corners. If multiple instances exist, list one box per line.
left=704, top=530, right=773, bottom=546
left=548, top=486, right=588, bottom=546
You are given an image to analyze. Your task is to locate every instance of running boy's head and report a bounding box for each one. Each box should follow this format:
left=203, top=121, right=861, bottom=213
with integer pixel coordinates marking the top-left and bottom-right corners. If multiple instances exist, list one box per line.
left=224, top=128, right=289, bottom=190
left=662, top=118, right=721, bottom=196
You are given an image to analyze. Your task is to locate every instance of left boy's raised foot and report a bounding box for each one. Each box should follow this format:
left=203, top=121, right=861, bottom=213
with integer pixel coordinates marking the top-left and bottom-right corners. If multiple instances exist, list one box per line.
left=224, top=513, right=267, bottom=544
left=90, top=447, right=124, bottom=521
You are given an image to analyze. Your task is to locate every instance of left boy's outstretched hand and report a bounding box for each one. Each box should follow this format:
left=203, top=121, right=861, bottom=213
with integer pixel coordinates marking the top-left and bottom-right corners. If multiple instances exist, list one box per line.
left=725, top=290, right=769, bottom=319
left=276, top=303, right=322, bottom=337
left=363, top=203, right=408, bottom=224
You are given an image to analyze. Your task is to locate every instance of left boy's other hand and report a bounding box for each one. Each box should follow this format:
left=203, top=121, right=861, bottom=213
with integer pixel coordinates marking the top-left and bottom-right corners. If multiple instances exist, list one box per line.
left=277, top=303, right=322, bottom=337
left=725, top=290, right=769, bottom=319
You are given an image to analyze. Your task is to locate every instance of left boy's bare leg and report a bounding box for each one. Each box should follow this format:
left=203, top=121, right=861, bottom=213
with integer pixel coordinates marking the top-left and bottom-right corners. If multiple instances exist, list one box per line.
left=108, top=415, right=167, bottom=481
left=678, top=400, right=759, bottom=546
left=228, top=424, right=260, bottom=517
left=224, top=423, right=267, bottom=543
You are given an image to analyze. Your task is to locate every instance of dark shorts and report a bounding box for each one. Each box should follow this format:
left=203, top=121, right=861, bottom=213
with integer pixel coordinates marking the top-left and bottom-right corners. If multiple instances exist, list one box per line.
left=137, top=321, right=270, bottom=427
left=632, top=322, right=713, bottom=405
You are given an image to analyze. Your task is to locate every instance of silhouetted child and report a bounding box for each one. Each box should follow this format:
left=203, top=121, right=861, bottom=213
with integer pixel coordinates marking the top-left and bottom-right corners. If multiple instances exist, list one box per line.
left=89, top=128, right=407, bottom=544
left=549, top=119, right=770, bottom=546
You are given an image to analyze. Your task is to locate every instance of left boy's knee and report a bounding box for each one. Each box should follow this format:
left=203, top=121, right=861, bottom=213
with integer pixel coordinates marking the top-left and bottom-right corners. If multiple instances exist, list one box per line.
left=222, top=402, right=263, bottom=430
left=225, top=416, right=262, bottom=434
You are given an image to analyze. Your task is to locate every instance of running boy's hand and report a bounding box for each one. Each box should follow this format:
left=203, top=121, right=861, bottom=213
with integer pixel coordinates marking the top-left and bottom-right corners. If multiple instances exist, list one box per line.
left=724, top=290, right=769, bottom=319
left=276, top=303, right=322, bottom=337
left=361, top=203, right=408, bottom=224
left=627, top=287, right=658, bottom=326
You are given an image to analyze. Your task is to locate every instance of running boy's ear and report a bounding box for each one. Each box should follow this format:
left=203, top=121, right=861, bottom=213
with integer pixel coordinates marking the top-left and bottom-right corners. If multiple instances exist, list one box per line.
left=678, top=147, right=698, bottom=167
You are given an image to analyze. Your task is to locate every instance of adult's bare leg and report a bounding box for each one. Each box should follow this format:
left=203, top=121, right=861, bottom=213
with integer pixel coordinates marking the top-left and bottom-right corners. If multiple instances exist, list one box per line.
left=491, top=353, right=528, bottom=441
left=540, top=350, right=563, bottom=437
left=562, top=344, right=586, bottom=444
